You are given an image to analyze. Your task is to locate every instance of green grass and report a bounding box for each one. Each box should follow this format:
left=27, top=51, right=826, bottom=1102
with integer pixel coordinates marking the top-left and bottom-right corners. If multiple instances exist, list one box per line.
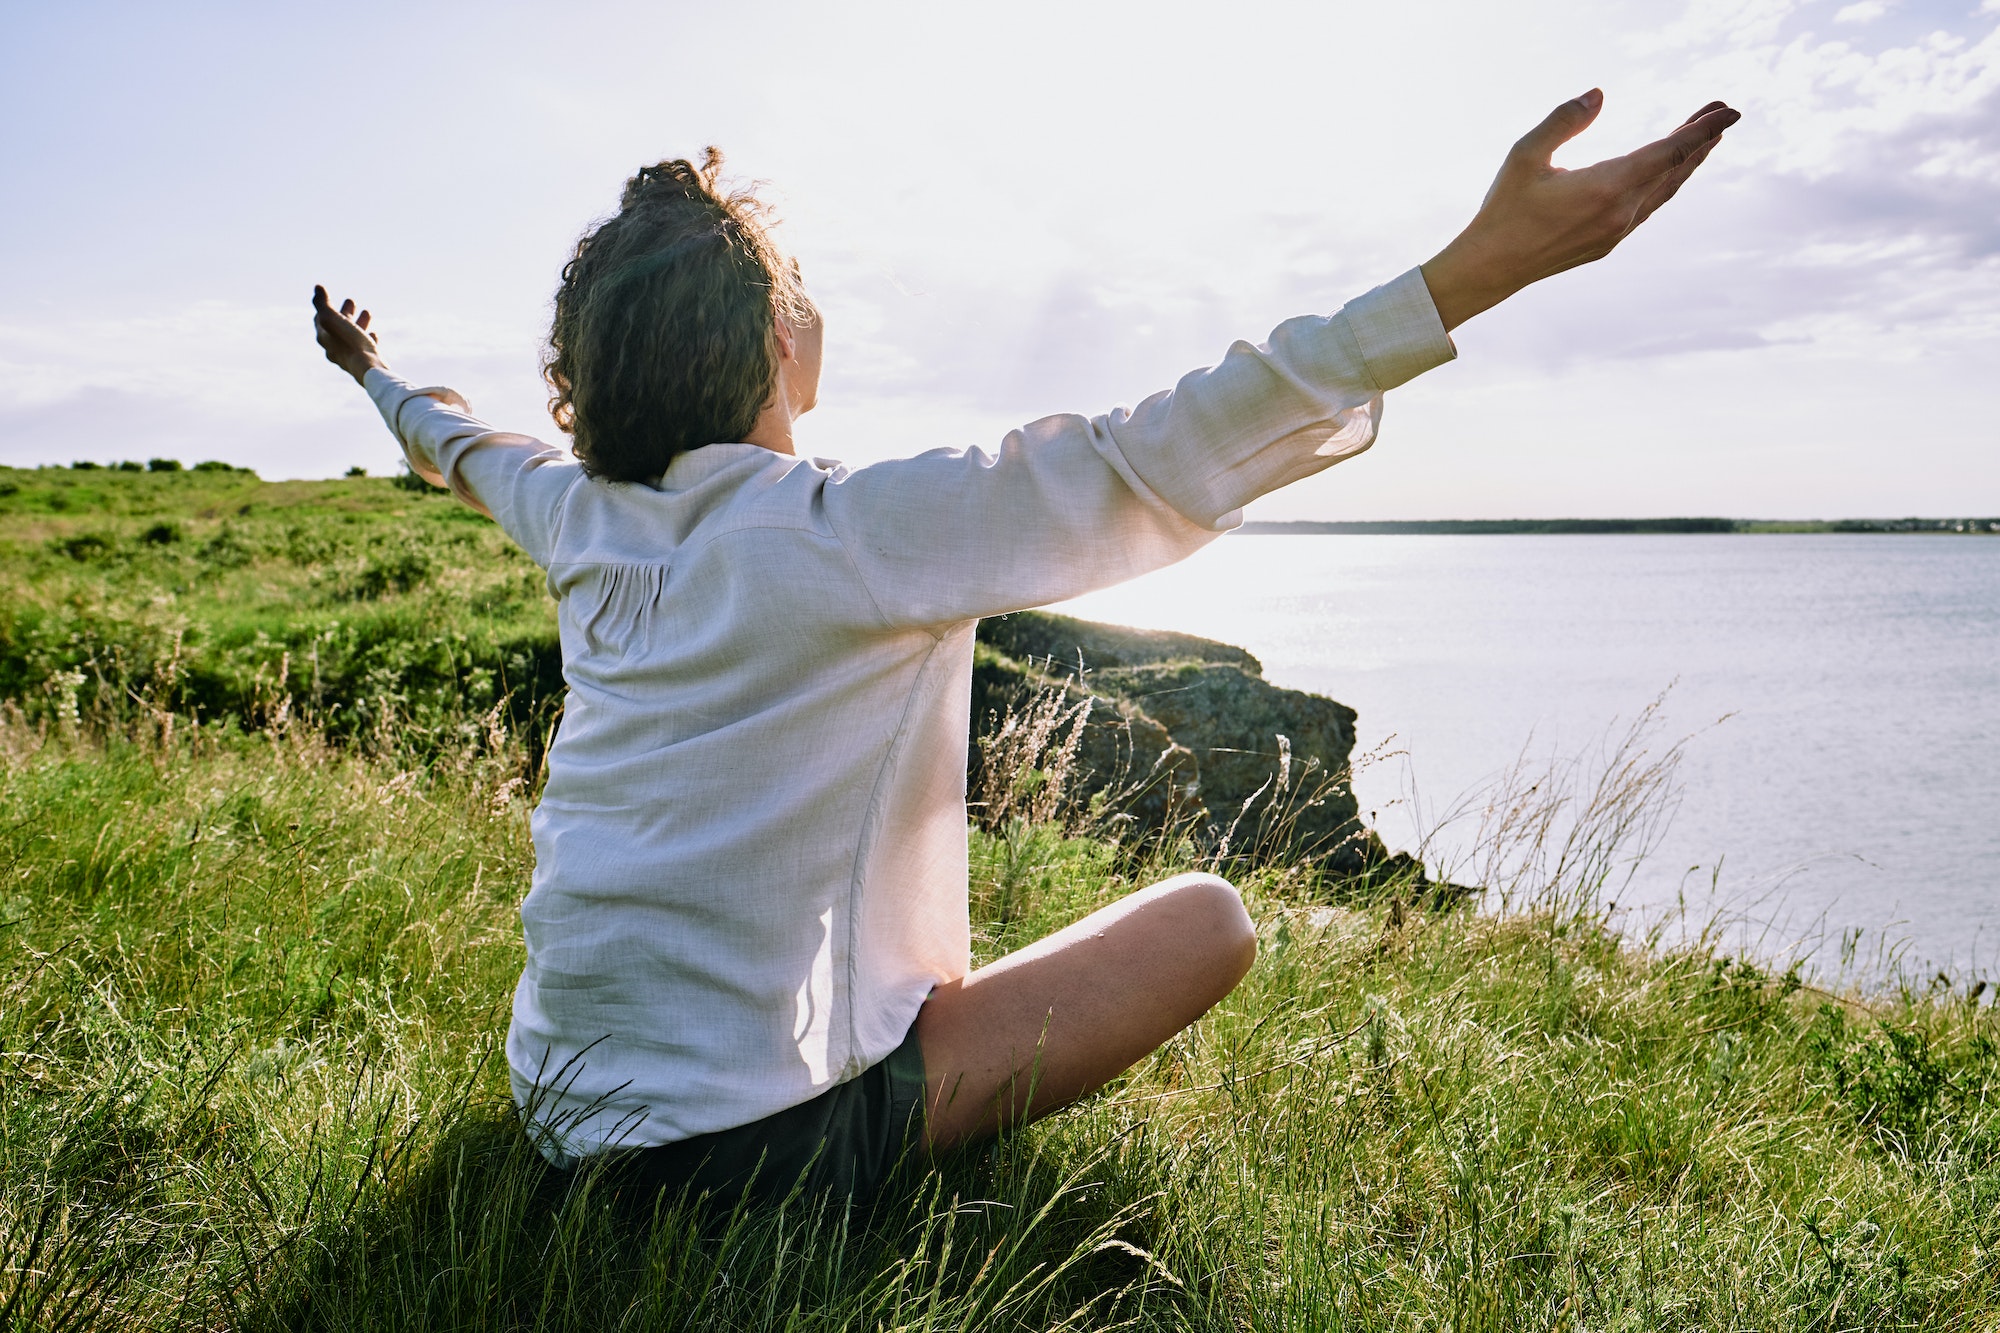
left=2, top=468, right=1997, bottom=1329
left=0, top=465, right=562, bottom=759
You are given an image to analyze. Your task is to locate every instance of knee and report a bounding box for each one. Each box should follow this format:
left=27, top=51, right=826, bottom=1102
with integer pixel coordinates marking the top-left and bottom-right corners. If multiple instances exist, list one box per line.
left=1162, top=872, right=1257, bottom=983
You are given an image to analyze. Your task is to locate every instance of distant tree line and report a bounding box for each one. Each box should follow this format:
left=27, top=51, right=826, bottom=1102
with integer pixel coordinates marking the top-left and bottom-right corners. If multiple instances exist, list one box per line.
left=1823, top=517, right=2000, bottom=534
left=65, top=458, right=253, bottom=475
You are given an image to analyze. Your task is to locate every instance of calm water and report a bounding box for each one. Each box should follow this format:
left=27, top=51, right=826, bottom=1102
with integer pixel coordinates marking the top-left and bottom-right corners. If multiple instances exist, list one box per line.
left=1052, top=535, right=2000, bottom=983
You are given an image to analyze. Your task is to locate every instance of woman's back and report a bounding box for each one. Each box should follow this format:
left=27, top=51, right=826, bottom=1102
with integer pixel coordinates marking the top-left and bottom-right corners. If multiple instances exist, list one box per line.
left=516, top=440, right=975, bottom=1157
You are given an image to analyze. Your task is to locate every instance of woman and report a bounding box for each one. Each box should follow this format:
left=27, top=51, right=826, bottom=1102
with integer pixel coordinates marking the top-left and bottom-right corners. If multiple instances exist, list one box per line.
left=312, top=89, right=1736, bottom=1206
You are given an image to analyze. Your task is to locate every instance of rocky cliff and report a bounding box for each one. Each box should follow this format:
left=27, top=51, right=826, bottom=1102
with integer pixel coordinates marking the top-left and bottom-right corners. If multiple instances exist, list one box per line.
left=971, top=610, right=1420, bottom=882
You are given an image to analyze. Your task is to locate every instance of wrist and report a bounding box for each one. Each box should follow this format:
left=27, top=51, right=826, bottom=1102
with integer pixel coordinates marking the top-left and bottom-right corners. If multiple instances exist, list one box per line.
left=1420, top=238, right=1518, bottom=333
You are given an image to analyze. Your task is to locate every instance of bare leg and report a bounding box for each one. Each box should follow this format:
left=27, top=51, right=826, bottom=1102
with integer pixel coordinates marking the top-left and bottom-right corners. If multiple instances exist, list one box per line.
left=914, top=872, right=1257, bottom=1153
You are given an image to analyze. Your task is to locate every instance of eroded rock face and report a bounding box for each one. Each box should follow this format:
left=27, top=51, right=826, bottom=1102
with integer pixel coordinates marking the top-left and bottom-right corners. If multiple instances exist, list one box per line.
left=1091, top=662, right=1364, bottom=863
left=971, top=611, right=1375, bottom=871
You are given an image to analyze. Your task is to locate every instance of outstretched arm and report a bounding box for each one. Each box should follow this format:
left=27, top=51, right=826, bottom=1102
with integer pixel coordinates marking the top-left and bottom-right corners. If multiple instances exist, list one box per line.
left=308, top=285, right=578, bottom=564
left=822, top=90, right=1738, bottom=631
left=1421, top=90, right=1739, bottom=332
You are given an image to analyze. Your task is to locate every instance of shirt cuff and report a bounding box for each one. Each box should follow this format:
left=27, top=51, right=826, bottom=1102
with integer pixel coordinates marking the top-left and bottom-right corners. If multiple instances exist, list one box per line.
left=1339, top=267, right=1457, bottom=392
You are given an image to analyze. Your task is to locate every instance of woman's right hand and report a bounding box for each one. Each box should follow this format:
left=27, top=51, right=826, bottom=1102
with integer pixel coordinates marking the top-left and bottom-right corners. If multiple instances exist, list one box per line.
left=1420, top=90, right=1740, bottom=333
left=312, top=284, right=389, bottom=385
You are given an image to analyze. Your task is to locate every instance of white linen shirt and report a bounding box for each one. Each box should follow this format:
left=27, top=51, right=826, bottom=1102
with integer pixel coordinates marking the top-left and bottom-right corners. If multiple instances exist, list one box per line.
left=363, top=266, right=1454, bottom=1159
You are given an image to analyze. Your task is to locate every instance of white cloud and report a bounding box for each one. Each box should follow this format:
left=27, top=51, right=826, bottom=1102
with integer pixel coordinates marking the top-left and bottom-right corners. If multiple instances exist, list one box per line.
left=1836, top=1, right=1892, bottom=23
left=1552, top=0, right=2000, bottom=381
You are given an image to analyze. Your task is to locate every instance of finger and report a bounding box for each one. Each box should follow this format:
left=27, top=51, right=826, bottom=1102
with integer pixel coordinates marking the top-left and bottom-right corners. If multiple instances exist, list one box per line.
left=1681, top=100, right=1726, bottom=127
left=357, top=310, right=372, bottom=331
left=1632, top=134, right=1718, bottom=227
left=1616, top=104, right=1740, bottom=184
left=340, top=298, right=357, bottom=318
left=1513, top=88, right=1605, bottom=166
left=312, top=284, right=333, bottom=313
left=1632, top=134, right=1723, bottom=234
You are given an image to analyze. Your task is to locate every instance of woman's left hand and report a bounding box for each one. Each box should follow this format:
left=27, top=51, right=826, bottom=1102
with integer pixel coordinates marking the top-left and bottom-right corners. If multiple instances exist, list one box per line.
left=312, top=284, right=388, bottom=385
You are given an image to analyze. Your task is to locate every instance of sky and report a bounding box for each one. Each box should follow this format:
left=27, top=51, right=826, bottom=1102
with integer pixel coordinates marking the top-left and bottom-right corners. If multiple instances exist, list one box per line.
left=1, top=0, right=1995, bottom=520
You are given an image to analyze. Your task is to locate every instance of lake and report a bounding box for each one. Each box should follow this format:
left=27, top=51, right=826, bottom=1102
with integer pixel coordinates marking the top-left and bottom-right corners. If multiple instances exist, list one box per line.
left=1051, top=534, right=2000, bottom=986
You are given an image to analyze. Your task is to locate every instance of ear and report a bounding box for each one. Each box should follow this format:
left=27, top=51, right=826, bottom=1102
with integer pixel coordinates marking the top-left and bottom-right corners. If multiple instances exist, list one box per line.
left=773, top=316, right=798, bottom=363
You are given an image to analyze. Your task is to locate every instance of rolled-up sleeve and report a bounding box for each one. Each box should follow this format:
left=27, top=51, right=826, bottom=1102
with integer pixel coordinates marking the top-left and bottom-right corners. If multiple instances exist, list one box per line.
left=821, top=267, right=1455, bottom=630
left=363, top=369, right=581, bottom=569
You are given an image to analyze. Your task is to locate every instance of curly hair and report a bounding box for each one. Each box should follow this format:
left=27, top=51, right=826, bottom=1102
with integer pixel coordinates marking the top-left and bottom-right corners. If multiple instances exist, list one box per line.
left=544, top=148, right=813, bottom=482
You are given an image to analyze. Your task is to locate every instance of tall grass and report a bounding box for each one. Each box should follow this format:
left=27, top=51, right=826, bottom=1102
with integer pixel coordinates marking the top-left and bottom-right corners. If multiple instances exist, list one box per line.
left=1, top=692, right=1995, bottom=1330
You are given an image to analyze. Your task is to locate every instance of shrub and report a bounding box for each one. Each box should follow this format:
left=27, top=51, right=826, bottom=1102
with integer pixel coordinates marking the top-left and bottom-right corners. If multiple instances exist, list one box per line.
left=344, top=549, right=434, bottom=601
left=146, top=458, right=182, bottom=472
left=1807, top=1002, right=1998, bottom=1153
left=52, top=533, right=115, bottom=562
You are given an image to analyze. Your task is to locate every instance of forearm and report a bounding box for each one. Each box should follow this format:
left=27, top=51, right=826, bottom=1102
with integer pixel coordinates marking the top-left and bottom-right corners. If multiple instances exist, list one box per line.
left=1103, top=266, right=1456, bottom=524
left=363, top=370, right=489, bottom=504
left=361, top=369, right=579, bottom=564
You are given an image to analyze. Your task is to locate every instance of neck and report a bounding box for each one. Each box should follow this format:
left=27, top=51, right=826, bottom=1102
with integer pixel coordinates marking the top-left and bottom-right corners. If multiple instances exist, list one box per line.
left=742, top=400, right=795, bottom=455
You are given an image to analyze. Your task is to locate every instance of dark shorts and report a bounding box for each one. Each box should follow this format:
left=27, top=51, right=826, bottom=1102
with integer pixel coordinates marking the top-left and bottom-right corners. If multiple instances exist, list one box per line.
left=551, top=1021, right=928, bottom=1211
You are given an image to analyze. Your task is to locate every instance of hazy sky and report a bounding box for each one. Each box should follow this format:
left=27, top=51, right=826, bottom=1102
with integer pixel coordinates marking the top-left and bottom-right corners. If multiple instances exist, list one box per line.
left=2, top=0, right=1995, bottom=519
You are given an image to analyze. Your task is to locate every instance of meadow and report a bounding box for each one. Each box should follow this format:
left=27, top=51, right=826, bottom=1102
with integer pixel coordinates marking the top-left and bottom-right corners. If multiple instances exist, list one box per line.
left=2, top=463, right=1996, bottom=1330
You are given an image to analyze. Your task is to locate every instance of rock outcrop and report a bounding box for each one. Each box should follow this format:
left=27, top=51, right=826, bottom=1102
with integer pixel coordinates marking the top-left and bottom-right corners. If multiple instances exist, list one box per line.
left=972, top=610, right=1402, bottom=877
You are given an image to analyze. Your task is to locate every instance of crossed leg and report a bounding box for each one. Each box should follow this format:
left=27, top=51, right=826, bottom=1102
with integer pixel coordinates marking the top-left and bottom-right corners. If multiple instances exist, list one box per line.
left=913, top=872, right=1258, bottom=1153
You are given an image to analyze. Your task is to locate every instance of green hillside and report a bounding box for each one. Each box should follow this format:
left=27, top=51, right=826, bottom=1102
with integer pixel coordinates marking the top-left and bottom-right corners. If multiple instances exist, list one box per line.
left=0, top=463, right=564, bottom=758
